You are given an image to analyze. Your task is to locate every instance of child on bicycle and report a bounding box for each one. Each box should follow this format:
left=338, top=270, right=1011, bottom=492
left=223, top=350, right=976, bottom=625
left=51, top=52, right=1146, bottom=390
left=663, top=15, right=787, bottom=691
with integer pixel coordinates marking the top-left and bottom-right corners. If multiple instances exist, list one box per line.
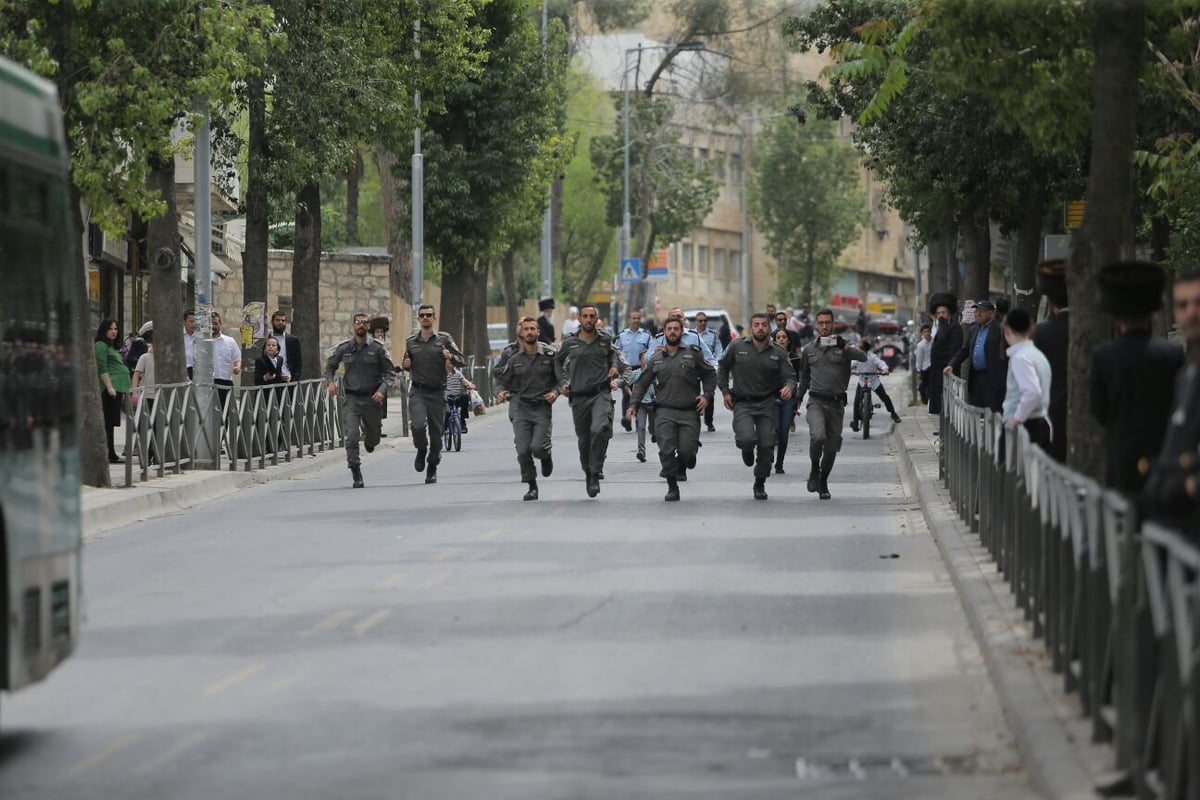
left=850, top=340, right=902, bottom=431
left=445, top=365, right=476, bottom=433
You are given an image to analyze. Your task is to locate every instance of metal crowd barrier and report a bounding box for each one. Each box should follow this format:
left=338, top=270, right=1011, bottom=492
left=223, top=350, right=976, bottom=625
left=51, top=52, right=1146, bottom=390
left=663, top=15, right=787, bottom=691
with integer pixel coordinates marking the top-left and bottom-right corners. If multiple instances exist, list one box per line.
left=123, top=378, right=343, bottom=486
left=939, top=374, right=1199, bottom=799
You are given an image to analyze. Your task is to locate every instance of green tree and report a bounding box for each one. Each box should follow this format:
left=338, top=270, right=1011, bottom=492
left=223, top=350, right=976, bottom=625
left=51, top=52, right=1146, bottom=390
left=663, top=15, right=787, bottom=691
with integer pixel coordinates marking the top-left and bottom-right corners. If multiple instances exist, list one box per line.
left=748, top=117, right=867, bottom=307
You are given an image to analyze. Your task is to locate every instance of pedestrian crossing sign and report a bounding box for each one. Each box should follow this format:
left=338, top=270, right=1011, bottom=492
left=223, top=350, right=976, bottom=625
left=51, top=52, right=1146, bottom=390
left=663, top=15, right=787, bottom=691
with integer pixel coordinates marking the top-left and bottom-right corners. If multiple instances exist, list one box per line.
left=621, top=258, right=641, bottom=283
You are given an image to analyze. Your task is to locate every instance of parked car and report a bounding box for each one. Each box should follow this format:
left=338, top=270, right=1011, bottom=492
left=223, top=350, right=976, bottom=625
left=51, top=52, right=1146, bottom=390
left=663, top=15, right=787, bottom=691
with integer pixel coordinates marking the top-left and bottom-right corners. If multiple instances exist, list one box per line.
left=683, top=308, right=738, bottom=339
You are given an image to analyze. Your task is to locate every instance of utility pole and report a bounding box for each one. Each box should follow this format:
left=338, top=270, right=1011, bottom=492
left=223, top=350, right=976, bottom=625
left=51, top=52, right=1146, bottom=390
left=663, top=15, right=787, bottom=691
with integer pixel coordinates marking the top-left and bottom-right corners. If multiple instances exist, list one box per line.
left=193, top=97, right=218, bottom=468
left=539, top=0, right=552, bottom=302
left=411, top=17, right=423, bottom=332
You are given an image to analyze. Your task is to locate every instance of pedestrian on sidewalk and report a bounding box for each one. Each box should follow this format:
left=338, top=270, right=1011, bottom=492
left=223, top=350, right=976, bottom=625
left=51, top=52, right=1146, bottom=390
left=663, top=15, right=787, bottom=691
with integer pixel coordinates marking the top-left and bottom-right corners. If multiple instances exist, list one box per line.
left=537, top=298, right=556, bottom=345
left=796, top=309, right=867, bottom=500
left=493, top=317, right=559, bottom=501
left=718, top=313, right=796, bottom=500
left=1141, top=270, right=1200, bottom=536
left=182, top=310, right=195, bottom=380
left=555, top=304, right=630, bottom=498
left=1089, top=262, right=1184, bottom=496
left=1000, top=309, right=1052, bottom=455
left=210, top=312, right=242, bottom=413
left=269, top=310, right=303, bottom=381
left=628, top=317, right=716, bottom=501
left=325, top=313, right=395, bottom=489
left=914, top=324, right=932, bottom=405
left=131, top=324, right=158, bottom=465
left=94, top=317, right=130, bottom=464
left=926, top=293, right=962, bottom=416
left=401, top=304, right=464, bottom=485
left=1033, top=259, right=1070, bottom=462
left=945, top=299, right=1006, bottom=412
left=772, top=327, right=801, bottom=474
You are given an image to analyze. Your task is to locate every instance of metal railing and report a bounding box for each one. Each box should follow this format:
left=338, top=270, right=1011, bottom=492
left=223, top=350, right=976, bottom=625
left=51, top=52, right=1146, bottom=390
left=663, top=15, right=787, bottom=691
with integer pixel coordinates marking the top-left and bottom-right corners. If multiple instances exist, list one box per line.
left=123, top=378, right=343, bottom=486
left=939, top=374, right=1199, bottom=799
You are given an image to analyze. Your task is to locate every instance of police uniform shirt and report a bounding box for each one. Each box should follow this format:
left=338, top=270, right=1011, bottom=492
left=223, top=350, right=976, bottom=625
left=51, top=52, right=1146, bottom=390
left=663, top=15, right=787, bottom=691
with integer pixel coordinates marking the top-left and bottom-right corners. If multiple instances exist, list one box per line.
left=797, top=338, right=868, bottom=399
left=555, top=331, right=630, bottom=394
left=405, top=330, right=464, bottom=388
left=496, top=343, right=558, bottom=402
left=324, top=337, right=395, bottom=395
left=696, top=327, right=725, bottom=360
left=651, top=329, right=717, bottom=367
left=717, top=338, right=796, bottom=400
left=630, top=344, right=716, bottom=408
left=616, top=326, right=653, bottom=369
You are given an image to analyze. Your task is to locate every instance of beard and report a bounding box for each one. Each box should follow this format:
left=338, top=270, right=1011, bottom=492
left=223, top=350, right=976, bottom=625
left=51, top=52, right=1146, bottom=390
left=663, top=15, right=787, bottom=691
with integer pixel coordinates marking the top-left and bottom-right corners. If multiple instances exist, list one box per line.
left=665, top=333, right=681, bottom=346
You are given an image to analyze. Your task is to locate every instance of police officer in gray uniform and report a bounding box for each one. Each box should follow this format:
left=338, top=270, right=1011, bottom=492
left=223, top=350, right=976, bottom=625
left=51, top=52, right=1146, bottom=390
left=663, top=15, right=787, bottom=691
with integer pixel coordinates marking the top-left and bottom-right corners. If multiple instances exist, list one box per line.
left=627, top=316, right=716, bottom=501
left=796, top=308, right=868, bottom=500
left=717, top=312, right=796, bottom=500
left=494, top=316, right=560, bottom=501
left=555, top=304, right=631, bottom=498
left=324, top=312, right=395, bottom=488
left=401, top=303, right=464, bottom=484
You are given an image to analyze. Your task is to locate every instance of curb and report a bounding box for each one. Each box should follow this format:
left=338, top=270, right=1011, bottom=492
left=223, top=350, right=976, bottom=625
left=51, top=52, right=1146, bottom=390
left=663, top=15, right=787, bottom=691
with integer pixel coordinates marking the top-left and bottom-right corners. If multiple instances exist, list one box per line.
left=890, top=422, right=1099, bottom=800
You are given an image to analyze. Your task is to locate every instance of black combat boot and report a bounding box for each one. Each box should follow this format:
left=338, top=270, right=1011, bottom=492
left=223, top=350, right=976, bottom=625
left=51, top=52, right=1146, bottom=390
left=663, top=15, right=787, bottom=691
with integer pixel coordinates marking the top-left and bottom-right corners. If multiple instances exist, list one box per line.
left=818, top=471, right=831, bottom=500
left=413, top=430, right=428, bottom=472
left=753, top=479, right=768, bottom=500
left=807, top=459, right=821, bottom=493
left=523, top=480, right=538, bottom=501
left=586, top=472, right=600, bottom=498
left=664, top=478, right=680, bottom=502
left=541, top=454, right=554, bottom=477
left=742, top=447, right=755, bottom=467
left=636, top=446, right=646, bottom=462
left=414, top=449, right=427, bottom=472
left=351, top=465, right=364, bottom=488
left=425, top=463, right=437, bottom=484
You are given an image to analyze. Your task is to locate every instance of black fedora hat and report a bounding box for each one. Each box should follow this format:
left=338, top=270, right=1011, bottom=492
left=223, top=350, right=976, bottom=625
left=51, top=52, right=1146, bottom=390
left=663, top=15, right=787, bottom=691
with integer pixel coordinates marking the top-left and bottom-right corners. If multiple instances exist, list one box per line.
left=538, top=298, right=555, bottom=311
left=1097, top=260, right=1167, bottom=316
left=1037, top=259, right=1068, bottom=306
left=928, top=292, right=957, bottom=315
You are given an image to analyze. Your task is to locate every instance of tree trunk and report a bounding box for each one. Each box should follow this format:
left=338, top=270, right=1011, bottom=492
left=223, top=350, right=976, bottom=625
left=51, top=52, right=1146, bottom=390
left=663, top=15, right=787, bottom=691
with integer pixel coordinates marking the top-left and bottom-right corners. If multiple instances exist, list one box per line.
left=926, top=238, right=948, bottom=298
left=1014, top=175, right=1047, bottom=314
left=51, top=0, right=108, bottom=486
left=146, top=155, right=186, bottom=385
left=244, top=72, right=269, bottom=307
left=346, top=148, right=363, bottom=246
left=1068, top=0, right=1143, bottom=481
left=468, top=263, right=490, bottom=360
left=803, top=235, right=816, bottom=307
left=960, top=204, right=991, bottom=303
left=440, top=256, right=469, bottom=346
left=292, top=182, right=322, bottom=361
left=501, top=250, right=519, bottom=341
left=575, top=250, right=607, bottom=310
left=377, top=149, right=413, bottom=306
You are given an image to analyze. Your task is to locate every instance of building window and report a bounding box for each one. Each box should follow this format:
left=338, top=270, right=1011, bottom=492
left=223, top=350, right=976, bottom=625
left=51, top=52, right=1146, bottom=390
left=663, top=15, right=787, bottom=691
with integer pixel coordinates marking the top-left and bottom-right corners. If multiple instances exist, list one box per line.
left=698, top=245, right=710, bottom=274
left=711, top=150, right=725, bottom=181
left=714, top=248, right=726, bottom=277
left=697, top=147, right=709, bottom=171
left=729, top=249, right=741, bottom=279
left=730, top=154, right=743, bottom=185
left=681, top=243, right=693, bottom=272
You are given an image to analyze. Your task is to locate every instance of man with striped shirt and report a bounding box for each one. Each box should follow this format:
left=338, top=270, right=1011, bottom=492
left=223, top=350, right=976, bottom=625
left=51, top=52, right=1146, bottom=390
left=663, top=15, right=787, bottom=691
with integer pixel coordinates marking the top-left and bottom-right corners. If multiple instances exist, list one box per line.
left=444, top=365, right=475, bottom=434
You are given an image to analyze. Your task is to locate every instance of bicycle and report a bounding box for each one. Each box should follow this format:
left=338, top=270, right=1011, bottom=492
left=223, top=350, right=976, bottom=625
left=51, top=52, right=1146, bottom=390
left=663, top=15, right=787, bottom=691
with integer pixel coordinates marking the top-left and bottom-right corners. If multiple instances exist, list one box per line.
left=854, top=370, right=884, bottom=440
left=444, top=399, right=464, bottom=453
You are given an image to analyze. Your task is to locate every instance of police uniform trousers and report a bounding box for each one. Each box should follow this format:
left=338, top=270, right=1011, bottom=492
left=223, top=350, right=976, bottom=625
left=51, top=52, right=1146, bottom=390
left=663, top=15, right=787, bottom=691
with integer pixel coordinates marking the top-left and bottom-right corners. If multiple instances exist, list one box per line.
left=409, top=386, right=445, bottom=463
left=513, top=399, right=553, bottom=482
left=343, top=393, right=382, bottom=468
left=570, top=391, right=614, bottom=475
left=654, top=406, right=699, bottom=479
left=732, top=397, right=777, bottom=480
left=806, top=397, right=844, bottom=466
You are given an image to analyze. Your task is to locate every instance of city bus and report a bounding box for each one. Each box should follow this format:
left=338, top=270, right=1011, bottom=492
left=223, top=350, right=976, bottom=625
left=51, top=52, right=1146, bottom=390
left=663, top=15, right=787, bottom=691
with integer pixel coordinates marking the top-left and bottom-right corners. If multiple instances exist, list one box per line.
left=0, top=56, right=83, bottom=715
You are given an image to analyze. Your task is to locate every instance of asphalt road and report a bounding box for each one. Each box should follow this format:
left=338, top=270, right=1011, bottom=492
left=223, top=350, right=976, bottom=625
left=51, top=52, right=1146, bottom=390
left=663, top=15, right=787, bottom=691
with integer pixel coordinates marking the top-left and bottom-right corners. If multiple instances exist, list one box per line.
left=0, top=386, right=1030, bottom=799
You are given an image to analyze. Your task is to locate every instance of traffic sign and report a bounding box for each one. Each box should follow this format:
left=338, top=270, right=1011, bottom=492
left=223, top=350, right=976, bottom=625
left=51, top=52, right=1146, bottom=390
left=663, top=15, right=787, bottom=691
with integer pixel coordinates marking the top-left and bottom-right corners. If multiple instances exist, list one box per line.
left=646, top=248, right=669, bottom=283
left=621, top=258, right=641, bottom=283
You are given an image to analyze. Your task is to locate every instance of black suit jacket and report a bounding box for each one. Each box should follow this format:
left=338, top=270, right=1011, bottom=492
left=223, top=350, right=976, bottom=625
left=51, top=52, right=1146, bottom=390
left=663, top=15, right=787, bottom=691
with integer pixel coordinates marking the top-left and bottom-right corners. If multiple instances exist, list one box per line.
left=948, top=322, right=1007, bottom=411
left=1090, top=332, right=1185, bottom=494
left=278, top=334, right=302, bottom=379
left=1033, top=310, right=1069, bottom=461
left=254, top=354, right=288, bottom=386
left=537, top=316, right=555, bottom=345
left=929, top=320, right=963, bottom=369
left=1142, top=363, right=1200, bottom=536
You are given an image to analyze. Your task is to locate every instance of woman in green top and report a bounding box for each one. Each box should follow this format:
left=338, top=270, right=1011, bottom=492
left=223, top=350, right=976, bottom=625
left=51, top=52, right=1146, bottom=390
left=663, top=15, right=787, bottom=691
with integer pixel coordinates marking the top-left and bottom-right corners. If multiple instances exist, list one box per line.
left=94, top=317, right=131, bottom=463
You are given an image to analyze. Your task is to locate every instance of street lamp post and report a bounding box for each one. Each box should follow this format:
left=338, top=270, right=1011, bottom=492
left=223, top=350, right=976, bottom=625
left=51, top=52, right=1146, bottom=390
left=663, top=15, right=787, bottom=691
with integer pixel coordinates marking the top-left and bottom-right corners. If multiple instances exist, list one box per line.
left=411, top=17, right=424, bottom=332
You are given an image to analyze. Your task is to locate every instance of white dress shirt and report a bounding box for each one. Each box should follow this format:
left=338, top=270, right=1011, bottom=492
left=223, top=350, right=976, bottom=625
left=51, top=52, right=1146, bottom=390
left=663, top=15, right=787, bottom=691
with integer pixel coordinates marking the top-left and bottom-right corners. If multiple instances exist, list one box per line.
left=1003, top=339, right=1052, bottom=425
left=212, top=333, right=242, bottom=381
left=914, top=338, right=932, bottom=372
left=272, top=333, right=291, bottom=378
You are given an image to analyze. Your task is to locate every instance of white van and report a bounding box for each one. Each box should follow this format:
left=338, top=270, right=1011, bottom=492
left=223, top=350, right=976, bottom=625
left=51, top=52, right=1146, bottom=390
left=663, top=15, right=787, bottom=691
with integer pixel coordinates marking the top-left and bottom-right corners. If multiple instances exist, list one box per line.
left=683, top=308, right=738, bottom=338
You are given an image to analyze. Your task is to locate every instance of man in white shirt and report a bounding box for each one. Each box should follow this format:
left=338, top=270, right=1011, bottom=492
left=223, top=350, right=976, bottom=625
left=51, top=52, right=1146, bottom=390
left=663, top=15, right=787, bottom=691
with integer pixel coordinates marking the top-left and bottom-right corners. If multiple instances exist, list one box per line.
left=1001, top=308, right=1052, bottom=453
left=913, top=323, right=932, bottom=404
left=211, top=312, right=242, bottom=409
left=183, top=310, right=196, bottom=380
left=561, top=306, right=581, bottom=337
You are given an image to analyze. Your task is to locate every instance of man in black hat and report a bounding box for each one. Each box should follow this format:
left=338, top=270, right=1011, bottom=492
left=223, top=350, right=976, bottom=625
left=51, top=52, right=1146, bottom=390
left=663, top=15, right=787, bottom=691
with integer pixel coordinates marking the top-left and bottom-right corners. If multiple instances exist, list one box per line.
left=945, top=299, right=1006, bottom=412
left=1142, top=269, right=1200, bottom=536
left=926, top=293, right=963, bottom=416
left=537, top=298, right=556, bottom=346
left=1089, top=262, right=1185, bottom=496
left=1033, top=259, right=1069, bottom=462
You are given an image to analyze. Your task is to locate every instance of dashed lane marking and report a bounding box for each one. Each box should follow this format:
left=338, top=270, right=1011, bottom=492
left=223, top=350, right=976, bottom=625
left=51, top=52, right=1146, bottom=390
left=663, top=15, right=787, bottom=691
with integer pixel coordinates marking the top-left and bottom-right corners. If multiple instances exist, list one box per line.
left=374, top=569, right=408, bottom=589
left=432, top=547, right=466, bottom=562
left=413, top=572, right=447, bottom=590
left=138, top=731, right=208, bottom=775
left=203, top=662, right=267, bottom=697
left=353, top=609, right=392, bottom=636
left=302, top=609, right=356, bottom=638
left=477, top=528, right=504, bottom=541
left=65, top=733, right=142, bottom=779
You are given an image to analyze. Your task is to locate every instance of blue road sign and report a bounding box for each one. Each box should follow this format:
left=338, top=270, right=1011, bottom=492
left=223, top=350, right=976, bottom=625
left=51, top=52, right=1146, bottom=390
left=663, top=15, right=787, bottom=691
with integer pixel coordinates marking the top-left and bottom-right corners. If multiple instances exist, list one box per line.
left=621, top=258, right=641, bottom=283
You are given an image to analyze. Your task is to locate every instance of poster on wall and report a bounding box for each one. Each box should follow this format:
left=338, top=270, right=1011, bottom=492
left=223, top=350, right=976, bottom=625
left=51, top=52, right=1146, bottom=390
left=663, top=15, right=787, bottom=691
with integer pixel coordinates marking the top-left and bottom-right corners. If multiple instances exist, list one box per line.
left=241, top=301, right=266, bottom=347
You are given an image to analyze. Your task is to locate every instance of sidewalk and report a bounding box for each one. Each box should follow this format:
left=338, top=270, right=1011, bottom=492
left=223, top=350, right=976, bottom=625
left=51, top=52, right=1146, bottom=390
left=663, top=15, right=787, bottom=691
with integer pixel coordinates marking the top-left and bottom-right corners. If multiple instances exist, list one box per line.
left=890, top=398, right=1109, bottom=800
left=82, top=402, right=506, bottom=538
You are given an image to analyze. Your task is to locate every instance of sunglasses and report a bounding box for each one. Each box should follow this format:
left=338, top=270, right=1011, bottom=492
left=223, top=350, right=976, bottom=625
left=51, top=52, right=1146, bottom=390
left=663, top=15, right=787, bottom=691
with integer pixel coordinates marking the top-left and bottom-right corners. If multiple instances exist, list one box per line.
left=418, top=312, right=434, bottom=319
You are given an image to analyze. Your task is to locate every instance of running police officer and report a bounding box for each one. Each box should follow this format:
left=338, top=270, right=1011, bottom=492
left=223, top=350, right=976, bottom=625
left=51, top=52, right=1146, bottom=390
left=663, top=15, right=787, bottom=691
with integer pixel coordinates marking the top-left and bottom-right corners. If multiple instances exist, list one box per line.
left=627, top=316, right=716, bottom=501
left=616, top=309, right=652, bottom=431
left=717, top=312, right=796, bottom=500
left=797, top=308, right=868, bottom=500
left=401, top=303, right=464, bottom=484
left=494, top=317, right=560, bottom=501
left=555, top=304, right=631, bottom=498
left=325, top=312, right=395, bottom=488
left=694, top=311, right=725, bottom=431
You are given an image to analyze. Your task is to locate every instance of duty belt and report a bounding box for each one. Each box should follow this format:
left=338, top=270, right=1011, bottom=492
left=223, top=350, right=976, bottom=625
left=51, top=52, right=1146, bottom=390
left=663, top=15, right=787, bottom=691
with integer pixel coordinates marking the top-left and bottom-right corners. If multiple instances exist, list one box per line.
left=656, top=402, right=698, bottom=410
left=809, top=390, right=847, bottom=405
left=568, top=381, right=610, bottom=398
left=345, top=389, right=375, bottom=397
left=410, top=381, right=442, bottom=391
left=734, top=392, right=774, bottom=403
